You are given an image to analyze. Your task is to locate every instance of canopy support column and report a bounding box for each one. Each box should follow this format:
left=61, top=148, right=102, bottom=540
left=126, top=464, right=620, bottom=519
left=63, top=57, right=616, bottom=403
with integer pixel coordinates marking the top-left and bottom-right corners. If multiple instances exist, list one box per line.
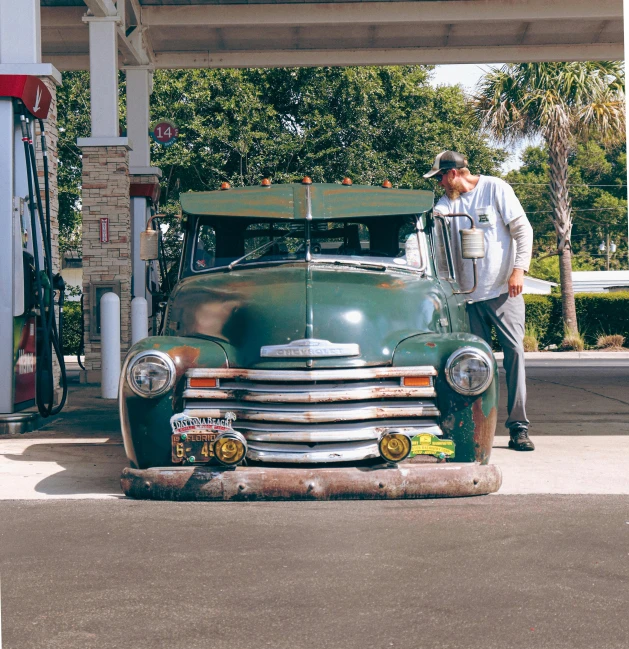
left=127, top=67, right=161, bottom=334
left=78, top=13, right=132, bottom=383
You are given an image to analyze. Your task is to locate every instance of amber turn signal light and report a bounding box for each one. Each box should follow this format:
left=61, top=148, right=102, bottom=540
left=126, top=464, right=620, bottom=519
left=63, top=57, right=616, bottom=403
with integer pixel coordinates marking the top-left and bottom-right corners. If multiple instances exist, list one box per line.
left=402, top=376, right=431, bottom=387
left=189, top=377, right=218, bottom=388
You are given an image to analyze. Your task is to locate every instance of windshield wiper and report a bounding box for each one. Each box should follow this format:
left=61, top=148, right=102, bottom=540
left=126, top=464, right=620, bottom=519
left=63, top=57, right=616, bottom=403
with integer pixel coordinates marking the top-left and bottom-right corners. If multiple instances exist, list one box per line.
left=319, top=259, right=387, bottom=271
left=227, top=231, right=296, bottom=271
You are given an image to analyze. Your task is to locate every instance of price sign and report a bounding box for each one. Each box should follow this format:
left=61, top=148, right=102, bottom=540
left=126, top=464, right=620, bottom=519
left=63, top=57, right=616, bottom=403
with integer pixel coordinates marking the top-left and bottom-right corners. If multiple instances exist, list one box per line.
left=151, top=120, right=179, bottom=147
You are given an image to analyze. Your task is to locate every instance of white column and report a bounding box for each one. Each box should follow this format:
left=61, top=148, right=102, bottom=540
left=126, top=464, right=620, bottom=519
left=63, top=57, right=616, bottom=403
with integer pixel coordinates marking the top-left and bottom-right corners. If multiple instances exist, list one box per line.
left=127, top=68, right=160, bottom=308
left=101, top=292, right=121, bottom=399
left=127, top=68, right=152, bottom=168
left=83, top=16, right=120, bottom=138
left=0, top=0, right=41, bottom=64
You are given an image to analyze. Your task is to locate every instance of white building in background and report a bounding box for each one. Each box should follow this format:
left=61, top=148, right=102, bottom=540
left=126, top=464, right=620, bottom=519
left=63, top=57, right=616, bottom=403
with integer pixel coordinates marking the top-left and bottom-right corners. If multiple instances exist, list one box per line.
left=523, top=276, right=556, bottom=295
left=572, top=271, right=629, bottom=293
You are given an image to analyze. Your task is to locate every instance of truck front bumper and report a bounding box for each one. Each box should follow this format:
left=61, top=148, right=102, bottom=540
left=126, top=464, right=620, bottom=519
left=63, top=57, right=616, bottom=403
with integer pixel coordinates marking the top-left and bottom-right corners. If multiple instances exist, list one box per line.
left=120, top=462, right=502, bottom=500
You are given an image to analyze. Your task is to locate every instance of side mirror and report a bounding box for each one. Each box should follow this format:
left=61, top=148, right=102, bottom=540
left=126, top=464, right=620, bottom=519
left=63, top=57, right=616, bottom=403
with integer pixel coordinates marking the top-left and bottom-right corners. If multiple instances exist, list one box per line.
left=140, top=229, right=159, bottom=261
left=460, top=227, right=485, bottom=259
left=139, top=212, right=182, bottom=261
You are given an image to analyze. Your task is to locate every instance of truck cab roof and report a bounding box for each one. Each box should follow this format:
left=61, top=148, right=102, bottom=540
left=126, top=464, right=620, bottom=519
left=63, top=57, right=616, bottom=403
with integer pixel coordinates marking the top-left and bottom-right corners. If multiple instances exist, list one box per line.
left=180, top=183, right=435, bottom=220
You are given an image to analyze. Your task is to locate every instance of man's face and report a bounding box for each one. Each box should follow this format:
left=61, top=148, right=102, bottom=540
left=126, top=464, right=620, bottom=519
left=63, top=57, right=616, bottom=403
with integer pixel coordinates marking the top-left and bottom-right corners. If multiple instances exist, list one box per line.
left=438, top=169, right=462, bottom=199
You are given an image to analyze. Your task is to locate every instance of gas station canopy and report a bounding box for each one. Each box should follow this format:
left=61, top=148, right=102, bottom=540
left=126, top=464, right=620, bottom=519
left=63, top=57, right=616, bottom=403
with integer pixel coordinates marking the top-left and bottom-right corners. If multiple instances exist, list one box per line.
left=41, top=0, right=623, bottom=71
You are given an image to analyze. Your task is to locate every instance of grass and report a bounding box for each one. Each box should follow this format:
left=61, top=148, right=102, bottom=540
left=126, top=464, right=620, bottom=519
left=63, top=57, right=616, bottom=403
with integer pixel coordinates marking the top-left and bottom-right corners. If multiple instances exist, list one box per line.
left=523, top=323, right=540, bottom=352
left=596, top=334, right=626, bottom=351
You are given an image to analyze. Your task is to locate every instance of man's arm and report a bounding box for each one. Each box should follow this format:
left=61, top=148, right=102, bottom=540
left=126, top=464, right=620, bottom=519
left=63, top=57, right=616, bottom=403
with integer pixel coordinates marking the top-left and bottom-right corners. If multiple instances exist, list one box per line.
left=508, top=215, right=533, bottom=297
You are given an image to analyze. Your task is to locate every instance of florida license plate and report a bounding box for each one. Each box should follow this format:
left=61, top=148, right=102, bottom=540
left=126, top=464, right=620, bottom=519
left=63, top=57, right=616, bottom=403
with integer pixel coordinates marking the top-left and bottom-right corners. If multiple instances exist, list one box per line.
left=171, top=431, right=218, bottom=464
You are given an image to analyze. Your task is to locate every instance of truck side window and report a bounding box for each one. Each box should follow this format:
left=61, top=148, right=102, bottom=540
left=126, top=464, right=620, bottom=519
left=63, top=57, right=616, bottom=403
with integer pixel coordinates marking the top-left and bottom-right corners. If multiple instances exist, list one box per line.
left=433, top=217, right=454, bottom=280
left=193, top=223, right=217, bottom=270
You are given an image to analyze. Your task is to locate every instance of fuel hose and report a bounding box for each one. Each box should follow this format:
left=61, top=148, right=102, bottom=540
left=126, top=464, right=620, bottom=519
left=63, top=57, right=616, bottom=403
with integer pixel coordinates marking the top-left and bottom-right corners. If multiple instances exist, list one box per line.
left=20, top=110, right=67, bottom=417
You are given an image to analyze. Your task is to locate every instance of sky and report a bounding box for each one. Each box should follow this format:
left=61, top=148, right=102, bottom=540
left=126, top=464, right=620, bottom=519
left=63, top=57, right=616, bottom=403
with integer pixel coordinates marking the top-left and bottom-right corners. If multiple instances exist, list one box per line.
left=429, top=64, right=539, bottom=173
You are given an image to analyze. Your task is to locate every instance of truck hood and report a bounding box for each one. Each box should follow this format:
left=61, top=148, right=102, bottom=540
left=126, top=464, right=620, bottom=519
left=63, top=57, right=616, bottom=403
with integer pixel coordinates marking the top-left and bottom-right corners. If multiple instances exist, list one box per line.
left=167, top=263, right=449, bottom=368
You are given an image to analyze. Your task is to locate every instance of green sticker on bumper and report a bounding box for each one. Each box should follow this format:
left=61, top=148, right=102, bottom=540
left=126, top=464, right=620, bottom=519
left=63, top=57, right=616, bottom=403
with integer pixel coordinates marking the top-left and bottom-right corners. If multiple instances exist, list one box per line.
left=410, top=434, right=455, bottom=459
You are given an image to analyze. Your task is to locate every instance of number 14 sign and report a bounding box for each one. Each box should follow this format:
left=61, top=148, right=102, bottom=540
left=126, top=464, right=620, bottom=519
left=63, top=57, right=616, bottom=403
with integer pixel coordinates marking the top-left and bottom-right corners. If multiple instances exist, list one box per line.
left=151, top=120, right=179, bottom=147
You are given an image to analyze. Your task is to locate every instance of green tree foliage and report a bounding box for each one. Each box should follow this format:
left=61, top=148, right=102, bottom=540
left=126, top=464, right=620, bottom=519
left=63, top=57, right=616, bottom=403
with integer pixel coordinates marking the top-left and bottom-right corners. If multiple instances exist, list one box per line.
left=472, top=61, right=625, bottom=337
left=148, top=67, right=505, bottom=198
left=508, top=141, right=627, bottom=279
left=56, top=71, right=91, bottom=254
left=56, top=66, right=505, bottom=270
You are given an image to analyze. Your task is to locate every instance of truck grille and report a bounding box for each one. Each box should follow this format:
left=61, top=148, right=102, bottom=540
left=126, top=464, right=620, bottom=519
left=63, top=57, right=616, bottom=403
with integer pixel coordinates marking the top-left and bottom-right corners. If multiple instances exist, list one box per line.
left=182, top=367, right=441, bottom=463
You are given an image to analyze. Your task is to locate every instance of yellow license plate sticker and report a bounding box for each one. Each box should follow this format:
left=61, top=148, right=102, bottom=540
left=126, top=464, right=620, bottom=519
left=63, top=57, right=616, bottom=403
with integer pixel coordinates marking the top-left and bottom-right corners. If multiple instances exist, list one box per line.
left=410, top=433, right=455, bottom=459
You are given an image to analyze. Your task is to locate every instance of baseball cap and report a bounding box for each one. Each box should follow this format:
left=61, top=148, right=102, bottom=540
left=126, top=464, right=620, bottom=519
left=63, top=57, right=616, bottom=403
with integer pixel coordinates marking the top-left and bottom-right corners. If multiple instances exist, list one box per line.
left=423, top=151, right=468, bottom=178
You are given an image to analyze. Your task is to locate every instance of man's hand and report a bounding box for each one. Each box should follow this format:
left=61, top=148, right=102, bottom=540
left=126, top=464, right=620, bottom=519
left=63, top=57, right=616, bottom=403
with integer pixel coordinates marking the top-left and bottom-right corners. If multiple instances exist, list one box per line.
left=508, top=268, right=525, bottom=297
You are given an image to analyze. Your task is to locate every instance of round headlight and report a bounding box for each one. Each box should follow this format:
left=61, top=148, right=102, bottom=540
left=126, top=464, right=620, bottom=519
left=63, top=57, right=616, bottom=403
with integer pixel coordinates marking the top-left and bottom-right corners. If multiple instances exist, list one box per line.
left=127, top=351, right=176, bottom=398
left=214, top=431, right=247, bottom=466
left=378, top=433, right=411, bottom=463
left=445, top=347, right=493, bottom=396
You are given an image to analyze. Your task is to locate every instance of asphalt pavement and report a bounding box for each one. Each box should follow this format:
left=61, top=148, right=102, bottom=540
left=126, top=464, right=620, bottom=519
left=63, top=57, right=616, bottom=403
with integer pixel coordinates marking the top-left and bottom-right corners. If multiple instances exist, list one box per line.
left=1, top=496, right=628, bottom=649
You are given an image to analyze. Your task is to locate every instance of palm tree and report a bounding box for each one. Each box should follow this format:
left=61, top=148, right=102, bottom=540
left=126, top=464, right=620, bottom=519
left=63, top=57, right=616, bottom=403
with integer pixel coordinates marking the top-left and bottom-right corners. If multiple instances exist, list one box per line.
left=472, top=62, right=625, bottom=339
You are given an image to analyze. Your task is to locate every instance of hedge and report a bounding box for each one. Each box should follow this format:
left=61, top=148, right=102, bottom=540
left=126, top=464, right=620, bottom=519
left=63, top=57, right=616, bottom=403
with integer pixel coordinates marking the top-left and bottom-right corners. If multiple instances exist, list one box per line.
left=524, top=292, right=629, bottom=348
left=62, top=301, right=83, bottom=356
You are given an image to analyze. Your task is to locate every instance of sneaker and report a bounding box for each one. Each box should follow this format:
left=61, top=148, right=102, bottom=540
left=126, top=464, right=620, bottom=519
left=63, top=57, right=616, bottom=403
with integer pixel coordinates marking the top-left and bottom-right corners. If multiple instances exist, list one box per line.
left=508, top=425, right=535, bottom=451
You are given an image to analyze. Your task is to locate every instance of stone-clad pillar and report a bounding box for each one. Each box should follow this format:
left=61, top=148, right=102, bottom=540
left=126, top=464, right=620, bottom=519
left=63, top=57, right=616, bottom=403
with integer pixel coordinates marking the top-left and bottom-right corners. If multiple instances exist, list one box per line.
left=78, top=143, right=132, bottom=382
left=78, top=11, right=134, bottom=382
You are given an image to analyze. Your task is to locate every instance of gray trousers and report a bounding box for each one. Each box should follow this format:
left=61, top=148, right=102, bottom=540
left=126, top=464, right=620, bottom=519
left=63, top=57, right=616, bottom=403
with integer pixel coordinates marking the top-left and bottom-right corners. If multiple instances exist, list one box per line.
left=467, top=293, right=529, bottom=429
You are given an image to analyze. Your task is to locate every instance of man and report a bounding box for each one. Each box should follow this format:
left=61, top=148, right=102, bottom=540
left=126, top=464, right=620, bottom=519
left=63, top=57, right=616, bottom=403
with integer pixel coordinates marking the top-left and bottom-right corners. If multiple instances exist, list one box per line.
left=424, top=151, right=535, bottom=451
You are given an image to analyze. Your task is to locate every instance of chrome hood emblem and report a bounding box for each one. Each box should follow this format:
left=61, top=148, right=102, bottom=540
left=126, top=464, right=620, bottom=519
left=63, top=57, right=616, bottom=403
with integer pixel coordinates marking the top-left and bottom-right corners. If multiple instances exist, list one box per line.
left=260, top=338, right=360, bottom=358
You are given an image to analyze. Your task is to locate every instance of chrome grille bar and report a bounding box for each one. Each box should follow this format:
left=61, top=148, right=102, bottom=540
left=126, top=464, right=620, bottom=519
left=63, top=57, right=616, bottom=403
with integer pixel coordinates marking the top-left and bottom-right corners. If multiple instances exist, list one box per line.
left=182, top=400, right=439, bottom=424
left=187, top=366, right=437, bottom=381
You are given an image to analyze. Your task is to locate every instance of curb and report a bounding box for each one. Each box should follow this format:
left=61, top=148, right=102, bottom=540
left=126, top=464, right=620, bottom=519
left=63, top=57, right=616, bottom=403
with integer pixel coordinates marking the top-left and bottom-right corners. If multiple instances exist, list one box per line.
left=494, top=351, right=629, bottom=360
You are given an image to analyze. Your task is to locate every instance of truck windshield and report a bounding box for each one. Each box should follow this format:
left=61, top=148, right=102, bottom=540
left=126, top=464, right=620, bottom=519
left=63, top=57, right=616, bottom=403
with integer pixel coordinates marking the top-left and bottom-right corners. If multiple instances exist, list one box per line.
left=191, top=216, right=424, bottom=273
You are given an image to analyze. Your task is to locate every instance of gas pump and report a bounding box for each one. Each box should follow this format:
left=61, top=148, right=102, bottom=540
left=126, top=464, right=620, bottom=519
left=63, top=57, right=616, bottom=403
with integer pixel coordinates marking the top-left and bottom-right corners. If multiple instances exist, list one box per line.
left=0, top=75, right=67, bottom=429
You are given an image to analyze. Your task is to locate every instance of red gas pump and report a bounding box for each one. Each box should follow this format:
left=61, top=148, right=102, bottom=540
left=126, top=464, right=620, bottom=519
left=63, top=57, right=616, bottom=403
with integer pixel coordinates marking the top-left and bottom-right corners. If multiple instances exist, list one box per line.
left=0, top=75, right=67, bottom=427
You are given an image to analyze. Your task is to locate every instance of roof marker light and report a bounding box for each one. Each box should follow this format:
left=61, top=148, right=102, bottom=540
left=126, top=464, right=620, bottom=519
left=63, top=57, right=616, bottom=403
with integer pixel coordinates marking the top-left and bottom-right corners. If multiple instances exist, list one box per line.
left=302, top=176, right=313, bottom=185
left=342, top=177, right=352, bottom=186
left=220, top=182, right=231, bottom=191
left=382, top=180, right=392, bottom=188
left=261, top=178, right=271, bottom=187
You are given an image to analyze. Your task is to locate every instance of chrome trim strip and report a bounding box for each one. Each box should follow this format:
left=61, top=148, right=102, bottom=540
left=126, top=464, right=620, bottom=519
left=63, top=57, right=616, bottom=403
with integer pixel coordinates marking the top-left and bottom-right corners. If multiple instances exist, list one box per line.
left=187, top=366, right=438, bottom=380
left=242, top=422, right=443, bottom=443
left=183, top=386, right=436, bottom=402
left=247, top=441, right=380, bottom=464
left=182, top=402, right=440, bottom=423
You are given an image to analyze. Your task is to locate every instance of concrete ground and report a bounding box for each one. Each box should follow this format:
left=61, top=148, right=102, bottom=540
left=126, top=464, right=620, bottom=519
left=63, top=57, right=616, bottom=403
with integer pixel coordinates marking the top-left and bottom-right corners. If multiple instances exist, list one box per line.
left=0, top=361, right=627, bottom=499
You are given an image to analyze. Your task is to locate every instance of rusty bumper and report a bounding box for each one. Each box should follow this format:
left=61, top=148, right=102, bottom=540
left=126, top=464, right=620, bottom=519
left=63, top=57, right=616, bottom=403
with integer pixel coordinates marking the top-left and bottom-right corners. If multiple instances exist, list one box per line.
left=120, top=462, right=502, bottom=500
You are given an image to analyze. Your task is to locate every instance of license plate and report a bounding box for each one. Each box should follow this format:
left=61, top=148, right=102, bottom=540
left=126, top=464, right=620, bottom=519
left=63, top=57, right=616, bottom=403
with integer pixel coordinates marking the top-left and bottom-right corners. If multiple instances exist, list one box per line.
left=172, top=431, right=219, bottom=464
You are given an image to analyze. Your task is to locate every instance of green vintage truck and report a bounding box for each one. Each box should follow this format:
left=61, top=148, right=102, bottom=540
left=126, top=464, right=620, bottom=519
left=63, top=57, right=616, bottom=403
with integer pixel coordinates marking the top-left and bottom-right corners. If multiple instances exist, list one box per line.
left=120, top=179, right=501, bottom=499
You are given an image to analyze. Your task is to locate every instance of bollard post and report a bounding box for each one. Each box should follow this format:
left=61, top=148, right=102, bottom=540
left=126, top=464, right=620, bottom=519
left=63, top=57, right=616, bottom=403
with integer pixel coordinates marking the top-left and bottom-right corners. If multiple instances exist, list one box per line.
left=101, top=292, right=120, bottom=399
left=131, top=297, right=148, bottom=345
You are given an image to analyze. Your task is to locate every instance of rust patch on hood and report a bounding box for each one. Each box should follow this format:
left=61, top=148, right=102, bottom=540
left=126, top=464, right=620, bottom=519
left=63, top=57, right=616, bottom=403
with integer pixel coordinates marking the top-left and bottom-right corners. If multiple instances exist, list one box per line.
left=472, top=399, right=497, bottom=465
left=377, top=279, right=407, bottom=290
left=167, top=346, right=202, bottom=377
